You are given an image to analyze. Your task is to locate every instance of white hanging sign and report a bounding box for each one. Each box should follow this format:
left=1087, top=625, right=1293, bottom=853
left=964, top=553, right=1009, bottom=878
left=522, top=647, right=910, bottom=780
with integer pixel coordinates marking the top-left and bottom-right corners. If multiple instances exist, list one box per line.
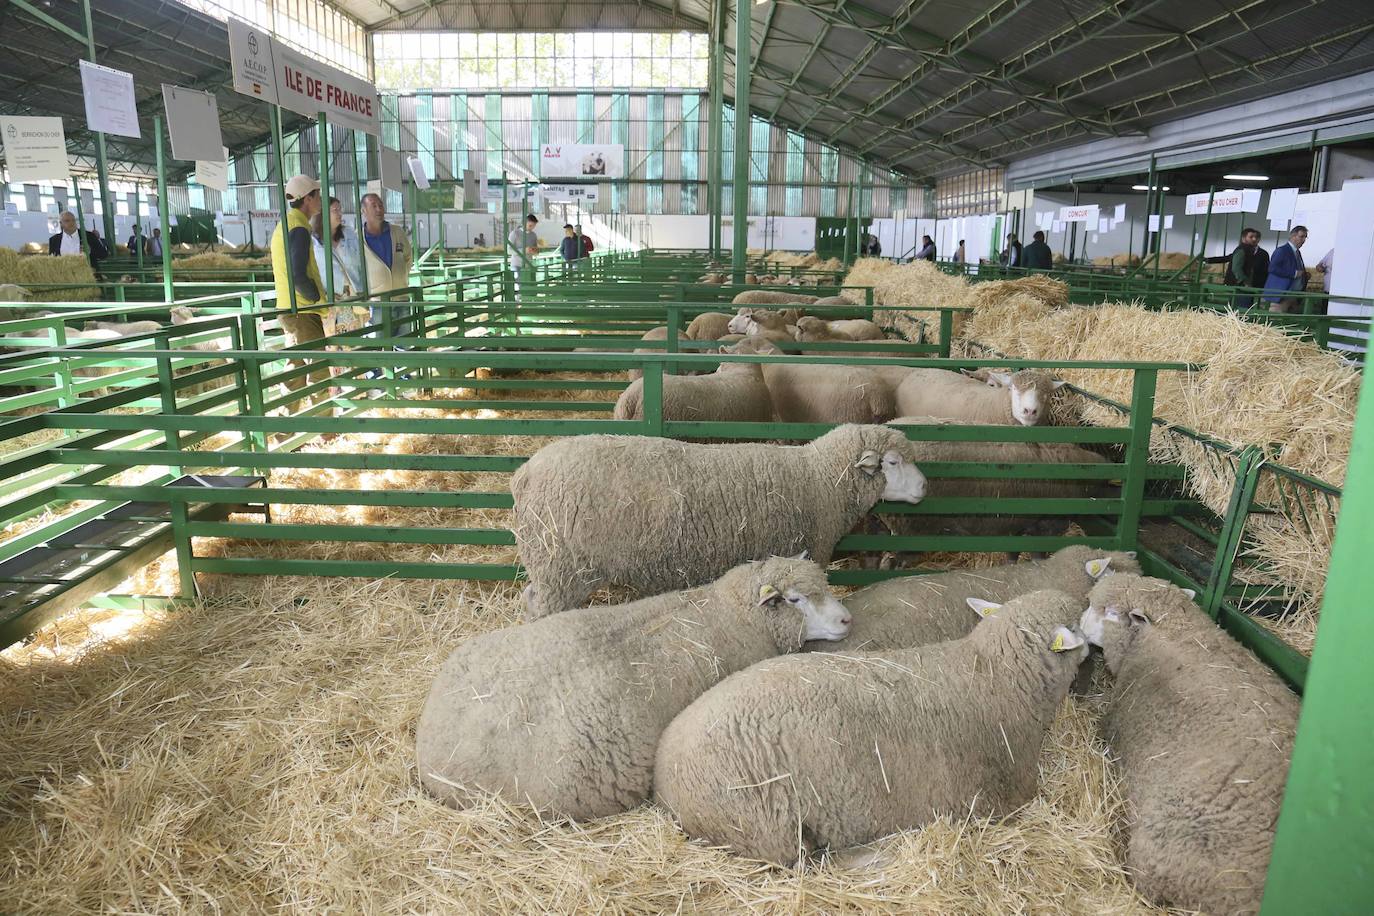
left=79, top=61, right=141, bottom=139
left=227, top=18, right=279, bottom=102
left=1051, top=220, right=1063, bottom=233
left=1097, top=217, right=1110, bottom=234
left=380, top=146, right=403, bottom=192
left=540, top=143, right=624, bottom=178
left=1114, top=203, right=1126, bottom=221
left=1057, top=204, right=1099, bottom=224
left=1148, top=215, right=1161, bottom=232
left=1267, top=187, right=1300, bottom=222
left=163, top=85, right=225, bottom=162
left=407, top=156, right=431, bottom=190
left=541, top=183, right=600, bottom=203
left=1241, top=188, right=1262, bottom=213
left=1164, top=215, right=1175, bottom=230
left=0, top=116, right=70, bottom=181
left=1184, top=189, right=1246, bottom=215
left=194, top=146, right=230, bottom=193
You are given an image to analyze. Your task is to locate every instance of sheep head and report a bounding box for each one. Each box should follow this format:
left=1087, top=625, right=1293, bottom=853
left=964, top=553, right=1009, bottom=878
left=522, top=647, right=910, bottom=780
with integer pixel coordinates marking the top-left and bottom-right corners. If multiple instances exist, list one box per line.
left=1080, top=573, right=1198, bottom=671
left=741, top=555, right=852, bottom=648
left=794, top=316, right=831, bottom=341
left=849, top=425, right=927, bottom=504
left=987, top=368, right=1067, bottom=426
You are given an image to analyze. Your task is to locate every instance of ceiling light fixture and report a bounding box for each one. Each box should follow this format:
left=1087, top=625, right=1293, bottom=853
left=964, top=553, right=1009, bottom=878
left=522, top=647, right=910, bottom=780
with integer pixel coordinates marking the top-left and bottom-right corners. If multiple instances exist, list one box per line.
left=1223, top=173, right=1269, bottom=181
left=1131, top=184, right=1170, bottom=191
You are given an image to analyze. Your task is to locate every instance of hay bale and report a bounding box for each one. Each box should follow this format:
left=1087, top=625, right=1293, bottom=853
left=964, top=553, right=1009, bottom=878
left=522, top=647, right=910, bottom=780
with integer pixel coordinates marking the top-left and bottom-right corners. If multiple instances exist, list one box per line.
left=10, top=255, right=99, bottom=301
left=1091, top=254, right=1142, bottom=269
left=173, top=252, right=273, bottom=281
left=839, top=257, right=896, bottom=304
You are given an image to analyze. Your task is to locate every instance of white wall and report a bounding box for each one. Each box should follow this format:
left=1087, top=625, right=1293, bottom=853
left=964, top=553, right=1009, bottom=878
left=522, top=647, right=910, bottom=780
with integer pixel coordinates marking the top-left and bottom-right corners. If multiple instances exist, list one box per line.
left=0, top=211, right=148, bottom=252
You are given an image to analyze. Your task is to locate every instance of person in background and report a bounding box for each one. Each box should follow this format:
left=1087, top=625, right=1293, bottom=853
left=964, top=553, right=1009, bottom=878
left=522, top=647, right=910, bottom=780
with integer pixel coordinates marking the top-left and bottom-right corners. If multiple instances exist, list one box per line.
left=954, top=239, right=966, bottom=265
left=127, top=224, right=146, bottom=256
left=914, top=234, right=936, bottom=262
left=863, top=233, right=882, bottom=257
left=148, top=227, right=163, bottom=259
left=311, top=196, right=365, bottom=330
left=577, top=224, right=594, bottom=258
left=268, top=174, right=329, bottom=410
left=359, top=191, right=413, bottom=333
left=559, top=223, right=581, bottom=266
left=1224, top=227, right=1267, bottom=309
left=48, top=211, right=108, bottom=271
left=1002, top=233, right=1022, bottom=268
left=506, top=213, right=540, bottom=303
left=1263, top=225, right=1309, bottom=313
left=473, top=232, right=486, bottom=248
left=1021, top=230, right=1054, bottom=270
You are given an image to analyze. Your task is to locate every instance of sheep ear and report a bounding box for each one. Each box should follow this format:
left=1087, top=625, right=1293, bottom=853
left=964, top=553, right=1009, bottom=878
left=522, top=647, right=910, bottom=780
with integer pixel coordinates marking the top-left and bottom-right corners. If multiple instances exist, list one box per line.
left=1049, top=626, right=1085, bottom=653
left=1051, top=379, right=1068, bottom=390
left=757, top=584, right=782, bottom=606
left=1128, top=608, right=1150, bottom=626
left=988, top=371, right=1012, bottom=387
left=966, top=598, right=1002, bottom=618
left=1085, top=557, right=1112, bottom=579
left=1103, top=605, right=1122, bottom=622
left=959, top=368, right=977, bottom=378
left=853, top=450, right=880, bottom=474
left=1179, top=587, right=1197, bottom=601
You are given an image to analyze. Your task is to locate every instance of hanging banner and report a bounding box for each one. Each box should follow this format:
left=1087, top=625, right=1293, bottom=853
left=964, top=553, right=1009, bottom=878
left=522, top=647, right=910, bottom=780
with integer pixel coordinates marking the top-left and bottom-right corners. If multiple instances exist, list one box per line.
left=540, top=143, right=624, bottom=178
left=1267, top=187, right=1300, bottom=223
left=1057, top=204, right=1099, bottom=224
left=163, top=85, right=225, bottom=162
left=194, top=147, right=230, bottom=193
left=1241, top=188, right=1262, bottom=213
left=226, top=17, right=380, bottom=137
left=541, top=183, right=599, bottom=203
left=79, top=61, right=141, bottom=139
left=380, top=146, right=403, bottom=192
left=1113, top=203, right=1126, bottom=221
left=0, top=116, right=70, bottom=181
left=407, top=157, right=431, bottom=190
left=1184, top=189, right=1246, bottom=215
left=461, top=169, right=478, bottom=208
left=227, top=18, right=279, bottom=102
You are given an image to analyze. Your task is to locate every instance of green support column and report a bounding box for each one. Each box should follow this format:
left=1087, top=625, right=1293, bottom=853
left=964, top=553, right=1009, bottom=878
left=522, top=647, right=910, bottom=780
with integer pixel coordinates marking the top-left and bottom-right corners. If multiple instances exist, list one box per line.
left=352, top=131, right=370, bottom=299
left=707, top=0, right=725, bottom=260
left=133, top=184, right=144, bottom=274
left=269, top=106, right=297, bottom=312
left=318, top=113, right=335, bottom=305
left=79, top=0, right=116, bottom=243
left=70, top=178, right=88, bottom=264
left=731, top=0, right=751, bottom=281
left=1140, top=156, right=1157, bottom=261
left=1262, top=358, right=1374, bottom=914
left=153, top=115, right=174, bottom=303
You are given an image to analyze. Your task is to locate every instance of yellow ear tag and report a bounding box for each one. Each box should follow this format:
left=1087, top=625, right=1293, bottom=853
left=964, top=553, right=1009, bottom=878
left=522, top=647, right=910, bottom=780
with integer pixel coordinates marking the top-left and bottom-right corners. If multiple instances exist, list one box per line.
left=1051, top=632, right=1067, bottom=652
left=758, top=585, right=780, bottom=602
left=1086, top=558, right=1109, bottom=577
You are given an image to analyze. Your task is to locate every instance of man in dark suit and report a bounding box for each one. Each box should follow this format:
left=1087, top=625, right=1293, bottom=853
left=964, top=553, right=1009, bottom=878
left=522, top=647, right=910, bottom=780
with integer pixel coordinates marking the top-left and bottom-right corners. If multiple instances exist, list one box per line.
left=48, top=210, right=109, bottom=270
left=1022, top=230, right=1054, bottom=270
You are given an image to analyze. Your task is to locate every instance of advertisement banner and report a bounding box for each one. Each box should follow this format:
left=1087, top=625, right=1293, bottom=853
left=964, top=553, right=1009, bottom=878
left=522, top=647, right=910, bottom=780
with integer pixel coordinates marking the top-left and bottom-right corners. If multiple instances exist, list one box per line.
left=0, top=116, right=70, bottom=181
left=540, top=143, right=624, bottom=178
left=541, top=183, right=600, bottom=203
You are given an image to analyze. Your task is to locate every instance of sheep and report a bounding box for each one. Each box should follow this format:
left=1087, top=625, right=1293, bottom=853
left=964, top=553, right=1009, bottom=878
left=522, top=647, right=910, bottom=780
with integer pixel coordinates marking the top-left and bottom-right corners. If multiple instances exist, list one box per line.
left=83, top=318, right=163, bottom=336
left=627, top=326, right=668, bottom=380
left=726, top=307, right=791, bottom=337
left=810, top=544, right=1138, bottom=653
left=512, top=424, right=928, bottom=618
left=1079, top=574, right=1299, bottom=915
left=612, top=350, right=772, bottom=426
left=894, top=367, right=1066, bottom=426
left=684, top=311, right=733, bottom=341
left=0, top=284, right=30, bottom=303
left=793, top=315, right=886, bottom=342
left=654, top=589, right=1091, bottom=865
left=792, top=317, right=900, bottom=359
left=416, top=555, right=851, bottom=820
left=169, top=306, right=196, bottom=325
left=731, top=290, right=818, bottom=307
left=879, top=416, right=1113, bottom=559
left=959, top=367, right=1004, bottom=387
left=757, top=359, right=898, bottom=424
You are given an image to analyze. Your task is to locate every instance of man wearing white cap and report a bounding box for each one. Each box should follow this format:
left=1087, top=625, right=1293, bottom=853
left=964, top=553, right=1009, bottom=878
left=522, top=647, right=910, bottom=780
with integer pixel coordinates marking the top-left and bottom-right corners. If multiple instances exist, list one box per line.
left=270, top=174, right=330, bottom=408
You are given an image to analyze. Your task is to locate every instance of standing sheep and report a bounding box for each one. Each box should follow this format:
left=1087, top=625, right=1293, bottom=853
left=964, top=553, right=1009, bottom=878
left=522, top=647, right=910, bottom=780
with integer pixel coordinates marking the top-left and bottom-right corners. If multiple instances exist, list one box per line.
left=1079, top=574, right=1299, bottom=915
left=512, top=424, right=927, bottom=618
left=417, top=556, right=852, bottom=820
left=685, top=311, right=734, bottom=341
left=613, top=352, right=772, bottom=426
left=654, top=590, right=1091, bottom=865
left=880, top=416, right=1113, bottom=556
left=895, top=367, right=1066, bottom=426
left=811, top=544, right=1138, bottom=653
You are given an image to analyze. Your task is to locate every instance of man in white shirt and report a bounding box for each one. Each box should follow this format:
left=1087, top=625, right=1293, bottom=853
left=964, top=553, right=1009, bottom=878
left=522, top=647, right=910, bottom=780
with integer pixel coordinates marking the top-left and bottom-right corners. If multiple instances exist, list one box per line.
left=47, top=211, right=108, bottom=269
left=506, top=213, right=540, bottom=304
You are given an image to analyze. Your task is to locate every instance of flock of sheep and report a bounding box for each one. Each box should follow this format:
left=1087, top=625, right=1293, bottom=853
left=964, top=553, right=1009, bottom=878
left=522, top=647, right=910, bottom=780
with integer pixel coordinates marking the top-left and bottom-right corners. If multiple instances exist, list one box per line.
left=412, top=291, right=1299, bottom=915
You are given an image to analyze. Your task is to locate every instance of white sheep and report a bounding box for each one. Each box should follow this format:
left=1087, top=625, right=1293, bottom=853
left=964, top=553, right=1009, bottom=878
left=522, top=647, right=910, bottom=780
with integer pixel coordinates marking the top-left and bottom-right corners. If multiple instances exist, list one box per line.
left=684, top=312, right=733, bottom=341
left=793, top=315, right=886, bottom=342
left=812, top=545, right=1138, bottom=653
left=726, top=307, right=803, bottom=338
left=654, top=589, right=1090, bottom=865
left=613, top=351, right=772, bottom=426
left=758, top=360, right=897, bottom=424
left=84, top=318, right=163, bottom=336
left=958, top=367, right=1004, bottom=387
left=512, top=424, right=927, bottom=618
left=894, top=367, right=1066, bottom=426
left=730, top=290, right=818, bottom=307
left=1079, top=574, right=1299, bottom=915
left=417, top=555, right=850, bottom=819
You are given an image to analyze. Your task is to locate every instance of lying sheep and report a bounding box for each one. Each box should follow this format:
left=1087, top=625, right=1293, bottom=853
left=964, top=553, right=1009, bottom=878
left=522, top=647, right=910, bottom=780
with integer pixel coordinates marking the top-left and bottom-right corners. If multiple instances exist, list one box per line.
left=731, top=290, right=818, bottom=307
left=170, top=306, right=196, bottom=325
left=685, top=311, right=733, bottom=341
left=810, top=544, right=1137, bottom=653
left=417, top=556, right=851, bottom=820
left=880, top=416, right=1113, bottom=556
left=793, top=315, right=885, bottom=342
left=895, top=367, right=1065, bottom=426
left=725, top=309, right=800, bottom=347
left=959, top=367, right=1004, bottom=387
left=613, top=348, right=772, bottom=426
left=655, top=589, right=1090, bottom=865
left=792, top=317, right=899, bottom=359
left=84, top=318, right=163, bottom=336
left=759, top=360, right=897, bottom=424
left=1080, top=574, right=1299, bottom=915
left=512, top=424, right=927, bottom=618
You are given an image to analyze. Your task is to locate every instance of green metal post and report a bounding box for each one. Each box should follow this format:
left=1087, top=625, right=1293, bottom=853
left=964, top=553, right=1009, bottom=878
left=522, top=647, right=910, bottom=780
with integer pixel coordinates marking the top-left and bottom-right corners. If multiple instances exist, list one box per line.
left=318, top=113, right=335, bottom=306
left=1201, top=446, right=1263, bottom=621
left=1115, top=368, right=1158, bottom=550
left=707, top=0, right=725, bottom=261
left=1141, top=157, right=1156, bottom=261
left=70, top=178, right=88, bottom=263
left=352, top=131, right=371, bottom=299
left=731, top=0, right=751, bottom=282
left=845, top=183, right=855, bottom=266
left=1263, top=356, right=1374, bottom=913
left=80, top=0, right=116, bottom=243
left=133, top=184, right=144, bottom=274
left=154, top=115, right=175, bottom=304
left=1197, top=186, right=1215, bottom=289
left=501, top=169, right=511, bottom=299
left=1154, top=175, right=1167, bottom=283
left=269, top=106, right=297, bottom=312
left=410, top=180, right=419, bottom=268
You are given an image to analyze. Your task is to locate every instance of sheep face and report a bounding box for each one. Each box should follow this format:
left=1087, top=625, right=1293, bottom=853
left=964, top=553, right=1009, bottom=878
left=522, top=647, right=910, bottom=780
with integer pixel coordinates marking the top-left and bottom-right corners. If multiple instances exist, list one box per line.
left=989, top=369, right=1067, bottom=426
left=752, top=557, right=852, bottom=643
left=855, top=443, right=927, bottom=504
left=727, top=309, right=754, bottom=335
left=170, top=306, right=195, bottom=325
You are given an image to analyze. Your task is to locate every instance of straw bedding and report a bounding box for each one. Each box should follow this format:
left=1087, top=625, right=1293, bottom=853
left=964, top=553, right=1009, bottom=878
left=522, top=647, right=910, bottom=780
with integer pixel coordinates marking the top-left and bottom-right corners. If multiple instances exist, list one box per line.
left=0, top=378, right=1176, bottom=913
left=172, top=252, right=273, bottom=281
left=0, top=249, right=99, bottom=301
